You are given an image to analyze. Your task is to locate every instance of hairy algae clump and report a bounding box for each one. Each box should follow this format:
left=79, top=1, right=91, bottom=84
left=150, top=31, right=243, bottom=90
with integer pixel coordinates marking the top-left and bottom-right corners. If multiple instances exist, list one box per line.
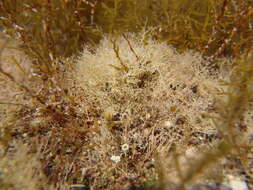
left=70, top=34, right=231, bottom=187
left=75, top=34, right=221, bottom=132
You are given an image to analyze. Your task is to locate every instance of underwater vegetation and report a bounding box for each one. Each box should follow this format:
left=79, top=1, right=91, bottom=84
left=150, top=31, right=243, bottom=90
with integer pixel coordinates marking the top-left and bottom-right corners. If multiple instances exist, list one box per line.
left=0, top=0, right=253, bottom=190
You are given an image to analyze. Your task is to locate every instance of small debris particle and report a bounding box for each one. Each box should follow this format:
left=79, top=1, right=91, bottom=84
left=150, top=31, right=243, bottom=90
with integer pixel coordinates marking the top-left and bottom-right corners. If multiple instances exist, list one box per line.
left=191, top=85, right=198, bottom=93
left=110, top=155, right=121, bottom=163
left=70, top=184, right=90, bottom=190
left=122, top=143, right=129, bottom=152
